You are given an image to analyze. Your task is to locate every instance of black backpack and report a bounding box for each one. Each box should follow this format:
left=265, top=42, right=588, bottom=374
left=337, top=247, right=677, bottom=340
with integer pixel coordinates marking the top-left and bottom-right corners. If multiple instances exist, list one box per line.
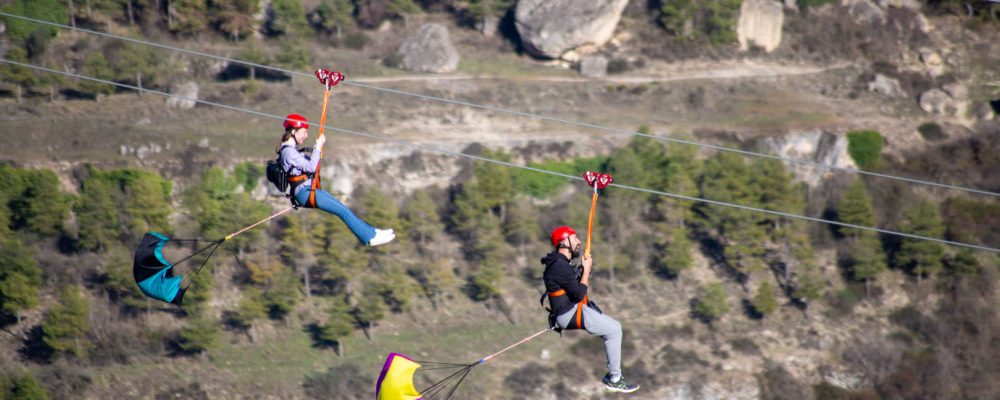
left=266, top=145, right=293, bottom=195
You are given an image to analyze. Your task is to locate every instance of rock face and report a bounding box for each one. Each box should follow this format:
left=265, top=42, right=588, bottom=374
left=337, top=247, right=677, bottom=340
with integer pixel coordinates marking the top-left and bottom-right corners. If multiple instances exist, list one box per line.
left=879, top=0, right=921, bottom=10
left=760, top=130, right=855, bottom=187
left=919, top=48, right=945, bottom=76
left=845, top=0, right=886, bottom=24
left=397, top=23, right=460, bottom=73
left=919, top=89, right=955, bottom=116
left=515, top=0, right=629, bottom=59
left=166, top=81, right=198, bottom=109
left=579, top=55, right=608, bottom=78
left=737, top=0, right=784, bottom=53
left=868, top=74, right=905, bottom=98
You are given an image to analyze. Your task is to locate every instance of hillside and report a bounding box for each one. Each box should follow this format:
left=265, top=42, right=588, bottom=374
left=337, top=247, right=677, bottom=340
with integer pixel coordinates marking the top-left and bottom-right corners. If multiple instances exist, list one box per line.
left=1, top=1, right=999, bottom=399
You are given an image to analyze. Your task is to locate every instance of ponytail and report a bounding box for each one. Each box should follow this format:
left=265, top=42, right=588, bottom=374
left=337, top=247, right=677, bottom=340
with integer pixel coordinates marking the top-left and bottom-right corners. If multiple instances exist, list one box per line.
left=274, top=127, right=296, bottom=154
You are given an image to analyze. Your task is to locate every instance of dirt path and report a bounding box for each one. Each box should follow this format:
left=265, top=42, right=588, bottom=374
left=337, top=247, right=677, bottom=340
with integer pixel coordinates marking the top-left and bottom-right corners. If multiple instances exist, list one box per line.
left=351, top=61, right=852, bottom=84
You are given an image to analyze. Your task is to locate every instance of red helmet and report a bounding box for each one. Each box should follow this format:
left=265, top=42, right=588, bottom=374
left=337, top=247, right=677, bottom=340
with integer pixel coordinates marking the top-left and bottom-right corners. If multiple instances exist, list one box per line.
left=550, top=226, right=576, bottom=248
left=283, top=113, right=308, bottom=130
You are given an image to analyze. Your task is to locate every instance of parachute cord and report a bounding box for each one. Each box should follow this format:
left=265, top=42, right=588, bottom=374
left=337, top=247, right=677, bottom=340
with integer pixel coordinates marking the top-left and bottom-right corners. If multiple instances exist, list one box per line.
left=185, top=241, right=223, bottom=284
left=476, top=328, right=552, bottom=365
left=168, top=240, right=225, bottom=268
left=224, top=207, right=295, bottom=242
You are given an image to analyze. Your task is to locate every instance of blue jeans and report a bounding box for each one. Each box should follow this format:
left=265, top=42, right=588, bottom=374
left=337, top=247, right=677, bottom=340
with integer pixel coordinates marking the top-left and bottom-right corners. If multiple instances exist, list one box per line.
left=295, top=188, right=376, bottom=244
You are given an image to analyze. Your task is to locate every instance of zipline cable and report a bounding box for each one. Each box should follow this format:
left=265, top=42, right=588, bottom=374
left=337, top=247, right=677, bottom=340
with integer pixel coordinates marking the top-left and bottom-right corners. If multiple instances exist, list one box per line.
left=0, top=11, right=997, bottom=199
left=3, top=58, right=998, bottom=254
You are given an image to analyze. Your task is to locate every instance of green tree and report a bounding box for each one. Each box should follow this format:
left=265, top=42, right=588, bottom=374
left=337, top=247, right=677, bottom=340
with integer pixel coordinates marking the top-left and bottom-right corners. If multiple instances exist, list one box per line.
left=7, top=169, right=67, bottom=237
left=653, top=226, right=693, bottom=279
left=837, top=179, right=876, bottom=239
left=176, top=315, right=219, bottom=354
left=228, top=287, right=267, bottom=331
left=946, top=248, right=980, bottom=277
left=123, top=173, right=173, bottom=237
left=660, top=0, right=695, bottom=38
left=386, top=0, right=420, bottom=17
left=75, top=175, right=121, bottom=251
left=233, top=162, right=263, bottom=192
left=42, top=285, right=92, bottom=358
left=0, top=48, right=36, bottom=103
left=698, top=152, right=767, bottom=279
left=319, top=296, right=355, bottom=355
left=837, top=180, right=885, bottom=297
left=210, top=0, right=259, bottom=40
left=0, top=0, right=67, bottom=55
left=0, top=239, right=42, bottom=324
left=268, top=0, right=308, bottom=36
left=358, top=187, right=403, bottom=242
left=470, top=259, right=503, bottom=301
left=275, top=42, right=312, bottom=70
left=109, top=43, right=157, bottom=94
left=313, top=0, right=355, bottom=38
left=503, top=197, right=539, bottom=251
left=403, top=189, right=442, bottom=248
left=895, top=198, right=945, bottom=286
left=11, top=373, right=49, bottom=400
left=693, top=282, right=729, bottom=323
left=353, top=285, right=385, bottom=340
left=78, top=52, right=116, bottom=98
left=168, top=0, right=209, bottom=36
left=182, top=268, right=214, bottom=316
left=703, top=0, right=741, bottom=45
left=752, top=280, right=779, bottom=319
left=846, top=130, right=884, bottom=170
left=263, top=265, right=302, bottom=318
left=473, top=149, right=515, bottom=222
left=791, top=263, right=824, bottom=310
left=100, top=245, right=147, bottom=310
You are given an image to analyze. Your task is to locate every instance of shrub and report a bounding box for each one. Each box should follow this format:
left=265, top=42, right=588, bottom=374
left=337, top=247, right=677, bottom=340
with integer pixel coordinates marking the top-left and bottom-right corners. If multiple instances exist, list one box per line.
left=917, top=122, right=946, bottom=141
left=846, top=130, right=884, bottom=170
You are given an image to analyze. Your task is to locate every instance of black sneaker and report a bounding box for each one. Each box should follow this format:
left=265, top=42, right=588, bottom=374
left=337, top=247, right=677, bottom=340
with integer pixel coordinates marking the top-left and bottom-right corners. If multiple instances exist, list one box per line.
left=602, top=374, right=639, bottom=393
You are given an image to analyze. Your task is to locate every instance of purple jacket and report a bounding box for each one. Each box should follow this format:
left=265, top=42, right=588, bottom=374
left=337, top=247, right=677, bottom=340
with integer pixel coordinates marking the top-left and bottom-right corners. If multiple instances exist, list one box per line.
left=279, top=143, right=322, bottom=195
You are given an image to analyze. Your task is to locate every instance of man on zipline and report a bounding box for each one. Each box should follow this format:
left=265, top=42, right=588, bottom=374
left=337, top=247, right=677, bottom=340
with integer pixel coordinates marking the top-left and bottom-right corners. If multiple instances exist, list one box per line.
left=542, top=226, right=639, bottom=393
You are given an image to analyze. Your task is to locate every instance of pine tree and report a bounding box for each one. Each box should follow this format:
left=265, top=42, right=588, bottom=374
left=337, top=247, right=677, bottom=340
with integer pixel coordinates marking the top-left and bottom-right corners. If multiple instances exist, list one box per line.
left=353, top=285, right=385, bottom=340
left=263, top=265, right=302, bottom=318
left=42, top=285, right=92, bottom=358
left=473, top=149, right=515, bottom=222
left=267, top=0, right=308, bottom=37
left=0, top=239, right=42, bottom=324
left=693, top=282, right=729, bottom=324
left=752, top=280, right=779, bottom=319
left=946, top=248, right=980, bottom=277
left=837, top=179, right=875, bottom=239
left=75, top=175, right=121, bottom=251
left=78, top=52, right=116, bottom=99
left=895, top=198, right=945, bottom=286
left=177, top=314, right=219, bottom=354
left=849, top=235, right=887, bottom=297
left=653, top=225, right=693, bottom=280
left=168, top=0, right=209, bottom=36
left=403, top=189, right=442, bottom=248
left=313, top=0, right=354, bottom=38
left=699, top=152, right=767, bottom=279
left=0, top=48, right=36, bottom=103
left=11, top=372, right=49, bottom=400
left=503, top=197, right=539, bottom=252
left=320, top=296, right=354, bottom=355
left=210, top=0, right=260, bottom=40
left=229, top=287, right=267, bottom=331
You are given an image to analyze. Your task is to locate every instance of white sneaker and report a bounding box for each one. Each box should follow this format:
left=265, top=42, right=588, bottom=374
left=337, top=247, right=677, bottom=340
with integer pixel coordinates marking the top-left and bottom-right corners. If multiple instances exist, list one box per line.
left=368, top=229, right=395, bottom=247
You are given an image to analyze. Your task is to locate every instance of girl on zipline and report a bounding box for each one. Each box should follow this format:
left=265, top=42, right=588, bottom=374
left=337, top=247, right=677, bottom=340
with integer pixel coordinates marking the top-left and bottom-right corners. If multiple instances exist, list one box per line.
left=276, top=113, right=395, bottom=247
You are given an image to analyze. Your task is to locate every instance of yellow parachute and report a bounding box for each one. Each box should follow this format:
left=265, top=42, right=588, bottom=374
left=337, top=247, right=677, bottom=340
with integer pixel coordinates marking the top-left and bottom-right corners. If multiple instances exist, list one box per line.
left=376, top=353, right=423, bottom=400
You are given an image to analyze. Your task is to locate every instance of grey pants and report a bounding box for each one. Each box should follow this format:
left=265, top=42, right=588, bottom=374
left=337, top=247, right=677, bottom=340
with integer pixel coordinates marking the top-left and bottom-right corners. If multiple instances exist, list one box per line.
left=556, top=305, right=623, bottom=380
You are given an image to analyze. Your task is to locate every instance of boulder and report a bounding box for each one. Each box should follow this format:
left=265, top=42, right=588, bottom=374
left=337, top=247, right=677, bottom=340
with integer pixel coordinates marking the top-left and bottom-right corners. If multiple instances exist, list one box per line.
left=975, top=102, right=995, bottom=121
left=760, top=130, right=854, bottom=187
left=919, top=89, right=955, bottom=116
left=845, top=0, right=886, bottom=25
left=919, top=48, right=945, bottom=76
left=515, top=0, right=629, bottom=59
left=579, top=55, right=608, bottom=78
left=396, top=23, right=460, bottom=73
left=879, top=0, right=921, bottom=10
left=166, top=81, right=198, bottom=109
left=784, top=0, right=799, bottom=11
left=867, top=74, right=905, bottom=98
left=737, top=0, right=785, bottom=53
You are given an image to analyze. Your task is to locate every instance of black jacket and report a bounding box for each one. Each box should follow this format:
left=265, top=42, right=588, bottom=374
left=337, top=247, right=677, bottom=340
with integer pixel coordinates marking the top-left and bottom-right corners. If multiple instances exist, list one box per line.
left=541, top=251, right=588, bottom=316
